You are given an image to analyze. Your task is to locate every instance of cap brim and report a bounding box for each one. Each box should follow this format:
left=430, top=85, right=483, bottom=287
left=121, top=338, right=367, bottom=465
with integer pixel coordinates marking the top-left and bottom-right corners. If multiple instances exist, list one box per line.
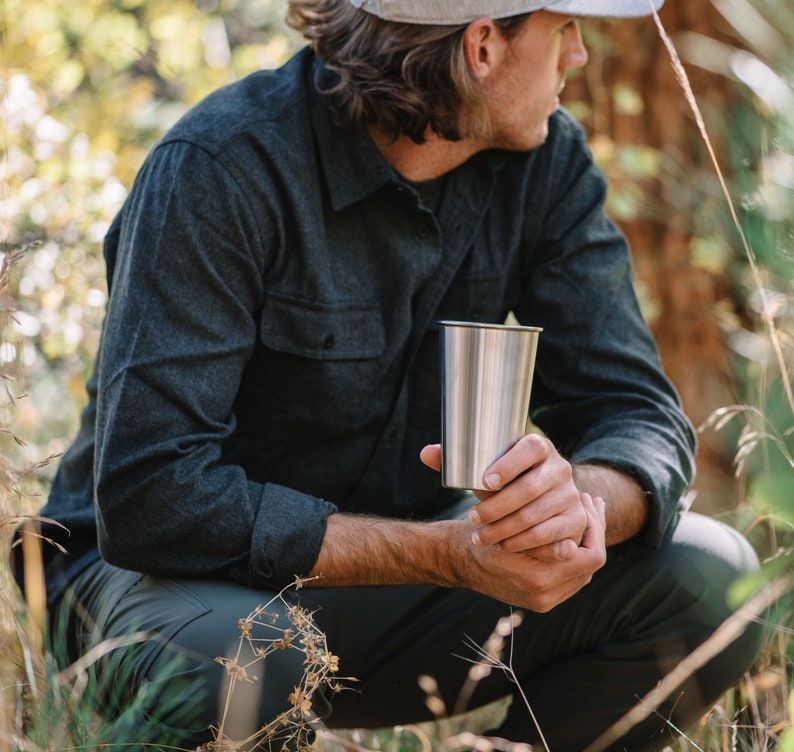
left=349, top=0, right=665, bottom=24
left=544, top=0, right=664, bottom=17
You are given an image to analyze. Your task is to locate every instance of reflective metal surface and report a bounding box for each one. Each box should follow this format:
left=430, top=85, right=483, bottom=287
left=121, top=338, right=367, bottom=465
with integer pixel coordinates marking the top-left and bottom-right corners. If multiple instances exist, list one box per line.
left=440, top=321, right=541, bottom=490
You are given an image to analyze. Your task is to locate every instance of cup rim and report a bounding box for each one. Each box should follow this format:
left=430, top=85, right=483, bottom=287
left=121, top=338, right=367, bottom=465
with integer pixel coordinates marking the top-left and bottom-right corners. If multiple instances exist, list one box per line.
left=438, top=320, right=543, bottom=333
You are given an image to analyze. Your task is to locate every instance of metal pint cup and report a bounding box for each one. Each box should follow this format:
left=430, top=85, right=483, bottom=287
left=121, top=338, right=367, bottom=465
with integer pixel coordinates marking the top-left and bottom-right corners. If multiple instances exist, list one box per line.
left=440, top=321, right=542, bottom=490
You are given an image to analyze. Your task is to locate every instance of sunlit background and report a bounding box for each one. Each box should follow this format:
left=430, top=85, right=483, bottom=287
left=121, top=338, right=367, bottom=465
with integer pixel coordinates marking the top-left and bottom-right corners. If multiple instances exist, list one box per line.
left=1, top=0, right=792, bottom=745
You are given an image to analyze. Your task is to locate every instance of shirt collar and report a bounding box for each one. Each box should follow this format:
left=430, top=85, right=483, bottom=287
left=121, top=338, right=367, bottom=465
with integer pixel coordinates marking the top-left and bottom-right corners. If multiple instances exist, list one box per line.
left=307, top=55, right=396, bottom=212
left=305, top=52, right=507, bottom=212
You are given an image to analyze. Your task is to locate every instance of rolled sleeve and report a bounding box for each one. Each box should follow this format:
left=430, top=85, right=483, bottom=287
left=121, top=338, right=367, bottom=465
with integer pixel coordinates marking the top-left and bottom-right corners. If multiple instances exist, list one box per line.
left=248, top=482, right=338, bottom=586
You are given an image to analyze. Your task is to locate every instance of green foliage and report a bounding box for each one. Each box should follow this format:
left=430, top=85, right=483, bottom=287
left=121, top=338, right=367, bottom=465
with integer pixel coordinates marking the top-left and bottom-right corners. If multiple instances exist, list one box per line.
left=695, top=0, right=794, bottom=557
left=19, top=624, right=205, bottom=750
left=2, top=0, right=793, bottom=748
left=2, top=0, right=301, bottom=472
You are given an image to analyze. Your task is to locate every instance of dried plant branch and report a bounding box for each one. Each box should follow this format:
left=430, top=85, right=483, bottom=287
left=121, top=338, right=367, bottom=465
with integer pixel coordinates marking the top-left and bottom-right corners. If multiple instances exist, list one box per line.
left=452, top=611, right=551, bottom=752
left=207, top=575, right=351, bottom=752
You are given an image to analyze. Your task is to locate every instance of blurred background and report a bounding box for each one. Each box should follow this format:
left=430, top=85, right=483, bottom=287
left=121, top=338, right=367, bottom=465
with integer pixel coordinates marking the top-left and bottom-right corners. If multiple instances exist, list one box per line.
left=1, top=0, right=792, bottom=748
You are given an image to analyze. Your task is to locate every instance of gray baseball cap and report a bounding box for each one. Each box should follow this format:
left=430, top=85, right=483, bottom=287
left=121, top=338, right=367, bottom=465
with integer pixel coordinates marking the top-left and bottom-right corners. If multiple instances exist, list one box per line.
left=348, top=0, right=664, bottom=24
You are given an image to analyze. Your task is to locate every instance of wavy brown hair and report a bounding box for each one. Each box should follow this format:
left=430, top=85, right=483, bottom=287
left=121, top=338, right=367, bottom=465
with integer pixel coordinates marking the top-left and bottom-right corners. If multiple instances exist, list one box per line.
left=287, top=0, right=530, bottom=143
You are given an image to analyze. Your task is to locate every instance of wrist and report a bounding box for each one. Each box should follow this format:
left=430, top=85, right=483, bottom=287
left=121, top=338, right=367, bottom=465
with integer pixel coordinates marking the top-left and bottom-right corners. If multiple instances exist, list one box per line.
left=572, top=463, right=649, bottom=546
left=426, top=519, right=471, bottom=590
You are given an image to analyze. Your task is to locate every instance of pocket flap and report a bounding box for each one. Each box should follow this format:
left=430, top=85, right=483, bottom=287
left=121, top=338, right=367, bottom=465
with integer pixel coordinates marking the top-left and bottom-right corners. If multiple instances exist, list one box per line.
left=260, top=293, right=386, bottom=360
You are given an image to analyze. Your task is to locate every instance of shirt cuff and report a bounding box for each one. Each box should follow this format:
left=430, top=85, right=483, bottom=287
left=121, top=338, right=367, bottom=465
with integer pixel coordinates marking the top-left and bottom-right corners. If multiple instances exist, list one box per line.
left=248, top=481, right=338, bottom=587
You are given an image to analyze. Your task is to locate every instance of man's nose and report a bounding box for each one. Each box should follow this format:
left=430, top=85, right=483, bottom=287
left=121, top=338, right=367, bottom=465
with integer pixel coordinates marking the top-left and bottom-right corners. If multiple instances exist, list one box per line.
left=563, top=23, right=589, bottom=70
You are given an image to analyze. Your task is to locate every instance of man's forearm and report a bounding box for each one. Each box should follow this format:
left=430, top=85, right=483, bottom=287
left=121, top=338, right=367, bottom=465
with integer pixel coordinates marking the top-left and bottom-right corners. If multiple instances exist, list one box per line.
left=572, top=464, right=649, bottom=547
left=307, top=513, right=462, bottom=588
left=306, top=499, right=609, bottom=615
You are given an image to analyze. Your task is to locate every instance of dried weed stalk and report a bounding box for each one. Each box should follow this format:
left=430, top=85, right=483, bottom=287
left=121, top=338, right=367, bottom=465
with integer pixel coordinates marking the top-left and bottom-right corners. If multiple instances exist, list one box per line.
left=206, top=575, right=350, bottom=752
left=582, top=575, right=791, bottom=752
left=648, top=3, right=794, bottom=420
left=417, top=611, right=540, bottom=752
left=1, top=243, right=63, bottom=750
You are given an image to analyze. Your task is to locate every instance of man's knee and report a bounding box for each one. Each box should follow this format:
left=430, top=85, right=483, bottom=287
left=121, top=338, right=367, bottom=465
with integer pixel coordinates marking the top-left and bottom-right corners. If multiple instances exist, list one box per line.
left=658, top=512, right=765, bottom=703
left=63, top=565, right=335, bottom=750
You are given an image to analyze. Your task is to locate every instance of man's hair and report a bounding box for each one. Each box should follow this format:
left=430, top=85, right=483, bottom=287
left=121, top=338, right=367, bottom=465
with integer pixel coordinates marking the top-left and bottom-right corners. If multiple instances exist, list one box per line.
left=287, top=0, right=530, bottom=143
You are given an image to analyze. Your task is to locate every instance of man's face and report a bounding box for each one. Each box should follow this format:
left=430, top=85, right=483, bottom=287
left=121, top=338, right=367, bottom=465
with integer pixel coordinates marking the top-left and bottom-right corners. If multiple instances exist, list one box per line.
left=481, top=11, right=589, bottom=152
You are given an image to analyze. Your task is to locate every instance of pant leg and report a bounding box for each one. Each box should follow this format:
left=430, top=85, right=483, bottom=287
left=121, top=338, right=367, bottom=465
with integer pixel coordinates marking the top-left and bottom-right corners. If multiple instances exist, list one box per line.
left=57, top=562, right=334, bottom=750
left=56, top=511, right=764, bottom=751
left=493, top=512, right=765, bottom=752
left=309, top=513, right=764, bottom=750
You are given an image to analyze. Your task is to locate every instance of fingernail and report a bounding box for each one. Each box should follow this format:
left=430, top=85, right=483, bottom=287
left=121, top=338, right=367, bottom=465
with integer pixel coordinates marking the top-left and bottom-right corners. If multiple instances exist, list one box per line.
left=485, top=473, right=501, bottom=490
left=469, top=508, right=481, bottom=525
left=471, top=531, right=482, bottom=546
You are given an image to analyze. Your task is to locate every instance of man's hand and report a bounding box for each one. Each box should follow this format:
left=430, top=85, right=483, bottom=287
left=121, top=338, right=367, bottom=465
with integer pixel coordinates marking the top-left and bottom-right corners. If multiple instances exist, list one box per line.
left=306, top=438, right=643, bottom=613
left=308, top=494, right=607, bottom=613
left=447, top=491, right=607, bottom=612
left=420, top=435, right=587, bottom=562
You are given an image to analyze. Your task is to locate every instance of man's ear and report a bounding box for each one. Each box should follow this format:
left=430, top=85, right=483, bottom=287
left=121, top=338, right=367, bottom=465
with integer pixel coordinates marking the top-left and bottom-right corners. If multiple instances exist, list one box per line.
left=462, top=19, right=504, bottom=82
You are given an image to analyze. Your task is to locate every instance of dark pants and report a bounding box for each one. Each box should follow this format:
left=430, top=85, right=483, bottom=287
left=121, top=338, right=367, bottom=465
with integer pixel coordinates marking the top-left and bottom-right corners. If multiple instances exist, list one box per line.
left=55, top=512, right=764, bottom=751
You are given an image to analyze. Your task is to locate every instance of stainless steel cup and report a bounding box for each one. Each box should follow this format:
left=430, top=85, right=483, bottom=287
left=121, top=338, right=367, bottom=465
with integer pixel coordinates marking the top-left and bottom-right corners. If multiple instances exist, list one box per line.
left=440, top=321, right=542, bottom=490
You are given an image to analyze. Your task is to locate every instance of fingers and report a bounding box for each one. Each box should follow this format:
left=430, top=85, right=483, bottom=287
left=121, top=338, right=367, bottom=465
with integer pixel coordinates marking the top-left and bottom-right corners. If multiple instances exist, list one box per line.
left=480, top=433, right=549, bottom=491
left=473, top=435, right=572, bottom=523
left=528, top=537, right=579, bottom=563
left=419, top=444, right=441, bottom=471
left=579, top=492, right=607, bottom=551
left=462, top=493, right=607, bottom=613
left=466, top=435, right=598, bottom=555
left=491, top=493, right=605, bottom=566
left=474, top=497, right=586, bottom=552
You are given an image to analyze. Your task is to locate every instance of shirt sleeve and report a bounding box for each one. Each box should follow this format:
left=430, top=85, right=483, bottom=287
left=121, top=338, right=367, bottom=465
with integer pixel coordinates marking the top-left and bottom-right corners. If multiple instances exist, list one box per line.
left=93, top=140, right=337, bottom=587
left=514, top=112, right=696, bottom=548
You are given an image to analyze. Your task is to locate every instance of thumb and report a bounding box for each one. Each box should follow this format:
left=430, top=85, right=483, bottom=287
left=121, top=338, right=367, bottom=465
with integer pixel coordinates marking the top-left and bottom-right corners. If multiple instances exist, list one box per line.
left=420, top=444, right=442, bottom=472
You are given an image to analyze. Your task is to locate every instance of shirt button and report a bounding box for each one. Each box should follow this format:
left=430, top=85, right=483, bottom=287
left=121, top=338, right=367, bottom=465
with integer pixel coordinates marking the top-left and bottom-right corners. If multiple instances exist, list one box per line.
left=471, top=306, right=484, bottom=320
left=323, top=334, right=335, bottom=350
left=416, top=224, right=431, bottom=239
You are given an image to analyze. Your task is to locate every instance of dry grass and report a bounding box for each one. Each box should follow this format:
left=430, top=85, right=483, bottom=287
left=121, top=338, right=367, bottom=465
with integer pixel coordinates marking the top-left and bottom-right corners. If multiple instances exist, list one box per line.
left=1, top=6, right=792, bottom=751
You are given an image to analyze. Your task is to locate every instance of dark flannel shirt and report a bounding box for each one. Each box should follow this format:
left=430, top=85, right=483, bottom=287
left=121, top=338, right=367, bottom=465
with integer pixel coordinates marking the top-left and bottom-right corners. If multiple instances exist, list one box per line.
left=38, top=48, right=696, bottom=605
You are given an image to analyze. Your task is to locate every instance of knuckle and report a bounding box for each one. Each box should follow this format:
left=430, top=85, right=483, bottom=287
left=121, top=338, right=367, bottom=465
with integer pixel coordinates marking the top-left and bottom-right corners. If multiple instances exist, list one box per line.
left=518, top=433, right=548, bottom=457
left=596, top=550, right=607, bottom=568
left=534, top=594, right=558, bottom=613
left=516, top=473, right=541, bottom=501
left=500, top=539, right=522, bottom=554
left=518, top=505, right=536, bottom=528
left=554, top=456, right=574, bottom=480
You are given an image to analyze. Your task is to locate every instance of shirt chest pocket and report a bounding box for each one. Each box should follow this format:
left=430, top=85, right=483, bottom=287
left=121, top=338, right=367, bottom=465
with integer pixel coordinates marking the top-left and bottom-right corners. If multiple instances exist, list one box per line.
left=254, top=292, right=388, bottom=431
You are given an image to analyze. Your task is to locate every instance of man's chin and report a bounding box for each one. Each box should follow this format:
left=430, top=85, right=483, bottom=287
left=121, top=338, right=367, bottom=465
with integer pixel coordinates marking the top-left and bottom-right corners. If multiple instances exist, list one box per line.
left=502, top=128, right=550, bottom=153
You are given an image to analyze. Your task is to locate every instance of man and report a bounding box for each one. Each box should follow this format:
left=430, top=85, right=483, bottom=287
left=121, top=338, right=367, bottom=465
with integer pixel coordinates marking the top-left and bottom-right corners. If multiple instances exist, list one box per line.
left=32, top=0, right=763, bottom=749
